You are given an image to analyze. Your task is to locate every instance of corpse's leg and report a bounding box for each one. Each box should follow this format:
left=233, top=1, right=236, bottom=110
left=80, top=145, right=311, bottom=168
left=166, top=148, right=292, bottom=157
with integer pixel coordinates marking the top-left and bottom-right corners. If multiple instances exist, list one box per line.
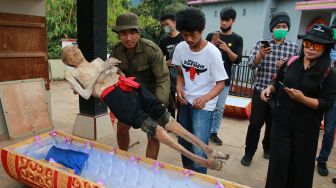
left=165, top=119, right=230, bottom=161
left=154, top=125, right=224, bottom=171
left=117, top=121, right=131, bottom=151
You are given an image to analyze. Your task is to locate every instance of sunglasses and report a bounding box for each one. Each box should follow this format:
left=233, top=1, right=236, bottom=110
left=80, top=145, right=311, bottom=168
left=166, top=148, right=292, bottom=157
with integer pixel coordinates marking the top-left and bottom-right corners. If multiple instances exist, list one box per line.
left=303, top=40, right=324, bottom=51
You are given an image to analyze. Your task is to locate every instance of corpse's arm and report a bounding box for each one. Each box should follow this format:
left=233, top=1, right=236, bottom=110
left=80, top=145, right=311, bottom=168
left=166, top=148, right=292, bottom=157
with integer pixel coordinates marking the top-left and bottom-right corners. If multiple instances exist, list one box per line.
left=64, top=70, right=99, bottom=100
left=65, top=61, right=114, bottom=99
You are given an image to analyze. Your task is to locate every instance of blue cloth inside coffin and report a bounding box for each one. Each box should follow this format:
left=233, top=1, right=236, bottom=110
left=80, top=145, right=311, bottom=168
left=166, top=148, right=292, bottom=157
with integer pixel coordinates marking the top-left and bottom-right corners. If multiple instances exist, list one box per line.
left=45, top=146, right=89, bottom=175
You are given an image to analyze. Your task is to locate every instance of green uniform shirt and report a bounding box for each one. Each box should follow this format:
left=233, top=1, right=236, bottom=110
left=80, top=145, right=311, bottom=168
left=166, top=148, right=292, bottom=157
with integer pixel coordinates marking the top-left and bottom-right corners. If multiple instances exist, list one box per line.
left=110, top=38, right=170, bottom=106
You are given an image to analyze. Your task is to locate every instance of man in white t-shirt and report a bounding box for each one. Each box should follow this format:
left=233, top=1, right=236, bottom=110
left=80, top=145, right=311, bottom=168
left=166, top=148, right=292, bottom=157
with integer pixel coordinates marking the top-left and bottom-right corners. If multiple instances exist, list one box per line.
left=173, top=8, right=228, bottom=174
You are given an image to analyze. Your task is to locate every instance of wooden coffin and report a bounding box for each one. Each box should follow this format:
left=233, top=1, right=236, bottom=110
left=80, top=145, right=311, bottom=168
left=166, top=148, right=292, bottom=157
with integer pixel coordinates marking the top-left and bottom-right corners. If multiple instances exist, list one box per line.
left=1, top=130, right=250, bottom=188
left=224, top=95, right=252, bottom=119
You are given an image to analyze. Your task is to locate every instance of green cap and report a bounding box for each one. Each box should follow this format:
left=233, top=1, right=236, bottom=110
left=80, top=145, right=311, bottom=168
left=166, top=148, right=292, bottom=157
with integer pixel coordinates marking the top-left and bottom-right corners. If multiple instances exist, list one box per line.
left=112, top=12, right=142, bottom=33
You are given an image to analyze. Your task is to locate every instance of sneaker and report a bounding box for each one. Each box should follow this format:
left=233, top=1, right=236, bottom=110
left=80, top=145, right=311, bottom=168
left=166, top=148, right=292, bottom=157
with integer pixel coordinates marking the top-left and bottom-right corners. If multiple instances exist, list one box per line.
left=317, top=162, right=329, bottom=176
left=210, top=133, right=223, bottom=146
left=263, top=150, right=270, bottom=159
left=241, top=154, right=253, bottom=166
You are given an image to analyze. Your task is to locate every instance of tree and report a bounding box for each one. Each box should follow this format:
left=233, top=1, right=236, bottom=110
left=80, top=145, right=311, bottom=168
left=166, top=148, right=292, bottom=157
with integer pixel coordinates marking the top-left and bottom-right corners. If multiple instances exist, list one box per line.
left=46, top=0, right=77, bottom=59
left=131, top=0, right=187, bottom=44
left=107, top=0, right=131, bottom=52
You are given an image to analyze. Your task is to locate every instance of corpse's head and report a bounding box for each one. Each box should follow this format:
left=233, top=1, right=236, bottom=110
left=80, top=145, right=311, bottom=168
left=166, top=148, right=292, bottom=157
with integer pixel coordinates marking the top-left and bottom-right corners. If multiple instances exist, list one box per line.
left=61, top=46, right=85, bottom=67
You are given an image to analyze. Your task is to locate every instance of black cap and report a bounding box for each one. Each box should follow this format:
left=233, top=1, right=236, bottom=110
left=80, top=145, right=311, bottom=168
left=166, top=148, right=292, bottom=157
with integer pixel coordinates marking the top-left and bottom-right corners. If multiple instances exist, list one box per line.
left=331, top=17, right=336, bottom=28
left=269, top=12, right=290, bottom=32
left=298, top=24, right=334, bottom=44
left=220, top=7, right=236, bottom=20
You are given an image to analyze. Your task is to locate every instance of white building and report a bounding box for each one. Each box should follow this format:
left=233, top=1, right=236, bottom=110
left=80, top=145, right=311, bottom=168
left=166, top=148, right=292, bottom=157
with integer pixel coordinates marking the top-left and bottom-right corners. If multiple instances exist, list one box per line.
left=189, top=0, right=336, bottom=55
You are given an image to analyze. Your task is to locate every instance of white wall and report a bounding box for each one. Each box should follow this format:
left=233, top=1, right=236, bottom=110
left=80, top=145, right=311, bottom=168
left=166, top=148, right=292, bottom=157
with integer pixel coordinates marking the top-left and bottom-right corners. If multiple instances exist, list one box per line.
left=0, top=0, right=45, bottom=16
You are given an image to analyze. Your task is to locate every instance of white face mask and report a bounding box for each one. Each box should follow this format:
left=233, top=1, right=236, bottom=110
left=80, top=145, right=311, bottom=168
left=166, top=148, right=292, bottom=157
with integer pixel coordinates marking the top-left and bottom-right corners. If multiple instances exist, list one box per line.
left=164, top=26, right=173, bottom=34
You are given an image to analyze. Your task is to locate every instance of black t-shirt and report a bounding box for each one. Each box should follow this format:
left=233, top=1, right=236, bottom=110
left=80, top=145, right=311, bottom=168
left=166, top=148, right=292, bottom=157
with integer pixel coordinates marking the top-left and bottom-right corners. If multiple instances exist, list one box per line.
left=159, top=33, right=184, bottom=60
left=206, top=32, right=243, bottom=86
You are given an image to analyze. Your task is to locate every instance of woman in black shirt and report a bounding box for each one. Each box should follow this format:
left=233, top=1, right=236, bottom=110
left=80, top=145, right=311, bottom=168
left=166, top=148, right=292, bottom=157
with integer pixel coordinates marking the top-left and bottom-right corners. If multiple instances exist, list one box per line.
left=261, top=24, right=336, bottom=188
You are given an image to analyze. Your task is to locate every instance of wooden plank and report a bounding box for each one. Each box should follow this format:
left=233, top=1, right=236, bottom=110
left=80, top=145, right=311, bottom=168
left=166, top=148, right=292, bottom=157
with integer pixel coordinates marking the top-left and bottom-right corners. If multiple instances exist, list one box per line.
left=0, top=26, right=47, bottom=52
left=0, top=12, right=45, bottom=24
left=0, top=52, right=47, bottom=58
left=0, top=79, right=53, bottom=139
left=0, top=58, right=49, bottom=90
left=0, top=21, right=44, bottom=28
left=0, top=12, right=49, bottom=90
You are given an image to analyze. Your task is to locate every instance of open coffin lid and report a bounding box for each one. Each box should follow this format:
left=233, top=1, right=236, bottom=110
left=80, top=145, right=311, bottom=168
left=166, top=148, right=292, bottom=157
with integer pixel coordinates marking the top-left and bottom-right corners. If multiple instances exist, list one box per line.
left=1, top=130, right=250, bottom=188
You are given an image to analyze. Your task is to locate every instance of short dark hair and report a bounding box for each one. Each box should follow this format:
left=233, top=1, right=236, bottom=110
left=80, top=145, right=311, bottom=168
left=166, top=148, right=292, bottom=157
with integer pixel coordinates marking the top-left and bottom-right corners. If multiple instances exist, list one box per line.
left=176, top=8, right=205, bottom=32
left=220, top=7, right=236, bottom=20
left=160, top=13, right=176, bottom=22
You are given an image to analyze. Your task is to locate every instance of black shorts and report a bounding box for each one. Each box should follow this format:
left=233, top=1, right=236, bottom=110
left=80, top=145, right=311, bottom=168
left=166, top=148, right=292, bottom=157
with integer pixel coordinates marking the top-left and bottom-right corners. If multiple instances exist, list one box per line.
left=103, top=86, right=170, bottom=135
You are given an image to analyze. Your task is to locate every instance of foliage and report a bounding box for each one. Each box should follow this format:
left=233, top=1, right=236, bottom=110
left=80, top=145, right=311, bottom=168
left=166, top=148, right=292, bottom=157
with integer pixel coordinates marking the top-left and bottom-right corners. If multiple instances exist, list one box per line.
left=46, top=0, right=188, bottom=58
left=133, top=0, right=187, bottom=19
left=138, top=15, right=162, bottom=44
left=107, top=0, right=131, bottom=52
left=131, top=0, right=187, bottom=43
left=46, top=0, right=77, bottom=59
left=162, top=3, right=187, bottom=15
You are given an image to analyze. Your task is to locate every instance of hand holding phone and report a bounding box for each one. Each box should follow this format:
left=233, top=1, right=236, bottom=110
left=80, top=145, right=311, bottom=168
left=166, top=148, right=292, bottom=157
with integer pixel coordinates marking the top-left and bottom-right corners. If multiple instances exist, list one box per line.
left=278, top=81, right=286, bottom=88
left=212, top=32, right=220, bottom=41
left=260, top=40, right=270, bottom=48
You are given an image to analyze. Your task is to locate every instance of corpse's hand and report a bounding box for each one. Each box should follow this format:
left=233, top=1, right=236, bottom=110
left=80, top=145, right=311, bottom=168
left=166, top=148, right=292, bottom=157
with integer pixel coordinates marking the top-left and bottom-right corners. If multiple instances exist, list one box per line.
left=284, top=88, right=305, bottom=102
left=192, top=95, right=209, bottom=109
left=106, top=57, right=121, bottom=66
left=100, top=58, right=121, bottom=73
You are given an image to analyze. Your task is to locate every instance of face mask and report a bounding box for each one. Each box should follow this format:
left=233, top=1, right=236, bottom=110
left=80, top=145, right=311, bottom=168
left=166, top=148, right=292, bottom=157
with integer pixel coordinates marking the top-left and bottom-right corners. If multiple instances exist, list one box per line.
left=164, top=26, right=172, bottom=34
left=273, top=28, right=288, bottom=40
left=220, top=26, right=231, bottom=33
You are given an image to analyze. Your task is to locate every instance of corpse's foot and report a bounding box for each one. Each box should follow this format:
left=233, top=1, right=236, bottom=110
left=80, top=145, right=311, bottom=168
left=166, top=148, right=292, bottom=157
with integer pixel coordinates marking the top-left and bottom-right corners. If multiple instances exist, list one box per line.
left=198, top=158, right=225, bottom=171
left=207, top=150, right=230, bottom=161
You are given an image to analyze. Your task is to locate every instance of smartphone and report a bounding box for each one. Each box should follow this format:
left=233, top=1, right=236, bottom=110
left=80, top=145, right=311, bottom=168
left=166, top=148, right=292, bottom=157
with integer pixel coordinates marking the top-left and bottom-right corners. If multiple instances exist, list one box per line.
left=212, top=32, right=220, bottom=41
left=260, top=40, right=270, bottom=48
left=278, top=81, right=286, bottom=88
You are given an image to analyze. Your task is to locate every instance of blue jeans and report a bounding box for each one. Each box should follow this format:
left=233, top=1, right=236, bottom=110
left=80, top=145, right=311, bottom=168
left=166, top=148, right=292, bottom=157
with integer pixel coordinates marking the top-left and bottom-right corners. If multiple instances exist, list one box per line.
left=316, top=103, right=336, bottom=163
left=211, top=86, right=230, bottom=134
left=178, top=103, right=213, bottom=174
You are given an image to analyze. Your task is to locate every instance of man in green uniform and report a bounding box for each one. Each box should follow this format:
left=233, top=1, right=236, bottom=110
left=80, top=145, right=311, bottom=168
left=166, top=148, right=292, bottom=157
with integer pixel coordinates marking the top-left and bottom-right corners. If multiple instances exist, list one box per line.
left=109, top=12, right=170, bottom=160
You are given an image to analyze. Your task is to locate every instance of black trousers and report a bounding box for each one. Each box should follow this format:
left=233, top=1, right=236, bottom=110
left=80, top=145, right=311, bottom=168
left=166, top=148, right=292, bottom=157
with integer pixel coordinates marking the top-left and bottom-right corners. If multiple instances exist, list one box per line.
left=244, top=89, right=273, bottom=156
left=265, top=121, right=320, bottom=188
left=103, top=86, right=168, bottom=133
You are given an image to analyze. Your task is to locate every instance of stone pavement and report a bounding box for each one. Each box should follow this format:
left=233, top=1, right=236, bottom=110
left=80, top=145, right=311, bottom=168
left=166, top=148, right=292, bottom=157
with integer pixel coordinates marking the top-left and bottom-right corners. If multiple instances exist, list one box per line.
left=0, top=81, right=335, bottom=188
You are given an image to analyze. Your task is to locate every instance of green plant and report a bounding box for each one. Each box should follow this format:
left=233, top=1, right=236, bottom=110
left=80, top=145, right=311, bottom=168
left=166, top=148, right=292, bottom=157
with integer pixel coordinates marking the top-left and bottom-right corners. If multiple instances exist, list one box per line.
left=107, top=0, right=131, bottom=52
left=131, top=0, right=187, bottom=43
left=46, top=0, right=77, bottom=59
